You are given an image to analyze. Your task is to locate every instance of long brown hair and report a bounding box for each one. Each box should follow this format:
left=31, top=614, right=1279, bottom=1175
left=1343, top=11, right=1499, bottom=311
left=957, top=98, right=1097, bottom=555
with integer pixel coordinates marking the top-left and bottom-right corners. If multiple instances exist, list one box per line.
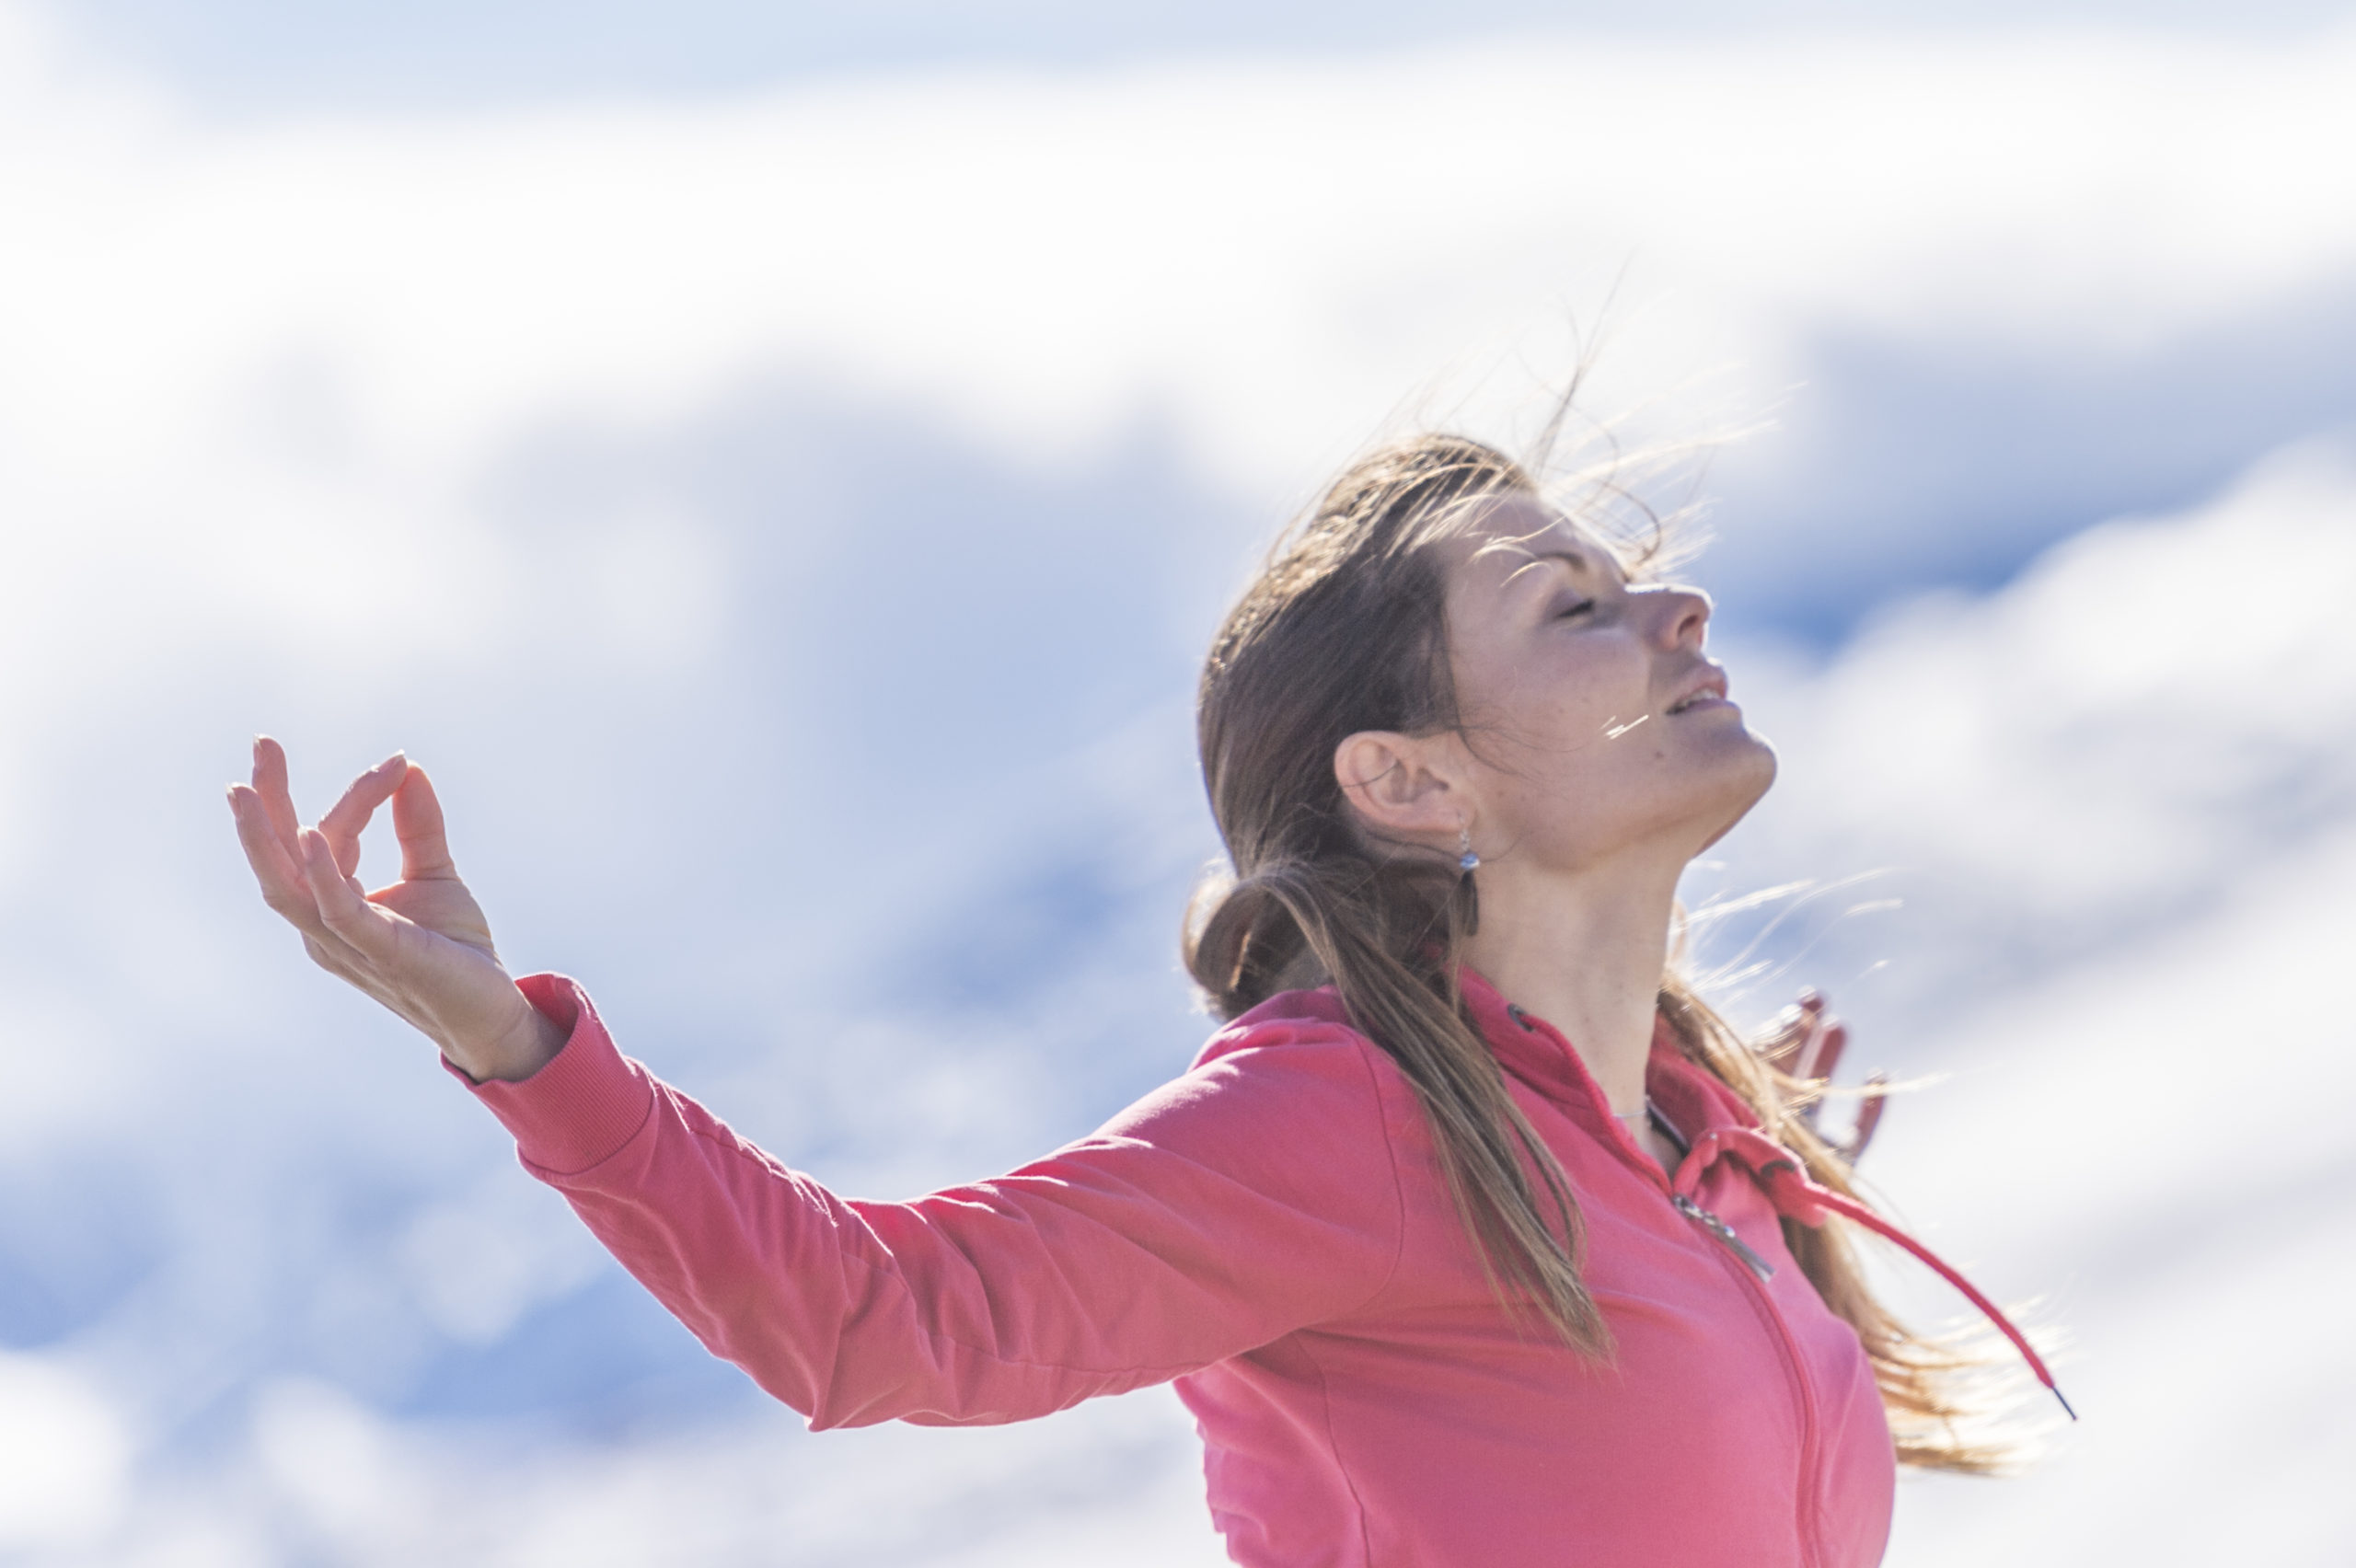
left=1184, top=432, right=2013, bottom=1472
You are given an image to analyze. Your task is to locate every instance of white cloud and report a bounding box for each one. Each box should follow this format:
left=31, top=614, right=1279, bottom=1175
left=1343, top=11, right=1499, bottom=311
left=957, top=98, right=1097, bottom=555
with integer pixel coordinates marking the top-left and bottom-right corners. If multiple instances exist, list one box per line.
left=1710, top=432, right=2356, bottom=1023
left=397, top=1172, right=606, bottom=1347
left=6, top=16, right=2356, bottom=509
left=250, top=1378, right=423, bottom=1556
left=0, top=1353, right=130, bottom=1550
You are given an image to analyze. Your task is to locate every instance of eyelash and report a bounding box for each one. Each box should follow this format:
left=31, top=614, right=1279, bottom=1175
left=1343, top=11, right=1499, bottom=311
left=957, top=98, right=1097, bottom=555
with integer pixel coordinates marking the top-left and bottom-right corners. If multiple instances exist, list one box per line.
left=1557, top=600, right=1595, bottom=619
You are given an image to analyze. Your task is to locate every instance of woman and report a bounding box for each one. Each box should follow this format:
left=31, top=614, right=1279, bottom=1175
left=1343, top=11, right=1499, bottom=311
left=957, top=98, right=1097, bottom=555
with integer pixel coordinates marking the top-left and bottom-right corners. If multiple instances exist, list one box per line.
left=227, top=433, right=2059, bottom=1566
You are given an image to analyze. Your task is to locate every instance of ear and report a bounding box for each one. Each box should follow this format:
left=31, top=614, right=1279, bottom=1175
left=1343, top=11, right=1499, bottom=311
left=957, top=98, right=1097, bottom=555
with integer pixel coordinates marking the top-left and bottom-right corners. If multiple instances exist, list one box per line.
left=1334, top=731, right=1464, bottom=847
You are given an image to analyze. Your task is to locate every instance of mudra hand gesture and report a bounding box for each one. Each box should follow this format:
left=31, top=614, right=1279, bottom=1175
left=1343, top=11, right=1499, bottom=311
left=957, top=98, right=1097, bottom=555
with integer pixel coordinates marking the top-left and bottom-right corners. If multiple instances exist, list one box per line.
left=226, top=736, right=563, bottom=1083
left=1758, top=991, right=1887, bottom=1162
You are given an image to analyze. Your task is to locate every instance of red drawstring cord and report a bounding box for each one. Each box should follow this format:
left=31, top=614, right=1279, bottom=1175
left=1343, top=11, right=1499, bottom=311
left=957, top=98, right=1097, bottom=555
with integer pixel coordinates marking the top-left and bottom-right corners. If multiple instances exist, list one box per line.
left=1679, top=1128, right=2077, bottom=1422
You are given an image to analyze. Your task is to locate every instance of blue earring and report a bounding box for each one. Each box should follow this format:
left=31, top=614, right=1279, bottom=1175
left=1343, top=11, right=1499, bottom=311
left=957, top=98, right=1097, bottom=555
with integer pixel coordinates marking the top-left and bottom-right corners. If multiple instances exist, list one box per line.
left=1458, top=823, right=1480, bottom=872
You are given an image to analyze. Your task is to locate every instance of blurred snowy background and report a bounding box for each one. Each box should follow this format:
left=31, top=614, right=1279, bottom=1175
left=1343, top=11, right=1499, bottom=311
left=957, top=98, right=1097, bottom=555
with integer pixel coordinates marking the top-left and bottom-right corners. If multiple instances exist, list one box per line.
left=1, top=0, right=2352, bottom=1562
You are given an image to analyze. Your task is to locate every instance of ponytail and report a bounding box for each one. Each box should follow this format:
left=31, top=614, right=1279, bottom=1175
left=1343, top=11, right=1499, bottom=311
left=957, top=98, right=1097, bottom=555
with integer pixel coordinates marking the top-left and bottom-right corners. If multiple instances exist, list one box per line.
left=1188, top=853, right=1609, bottom=1353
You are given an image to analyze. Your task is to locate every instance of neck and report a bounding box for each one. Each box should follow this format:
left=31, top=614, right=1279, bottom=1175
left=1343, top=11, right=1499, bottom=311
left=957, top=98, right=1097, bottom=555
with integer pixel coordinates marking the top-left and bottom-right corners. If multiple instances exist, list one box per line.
left=1460, top=851, right=1682, bottom=1118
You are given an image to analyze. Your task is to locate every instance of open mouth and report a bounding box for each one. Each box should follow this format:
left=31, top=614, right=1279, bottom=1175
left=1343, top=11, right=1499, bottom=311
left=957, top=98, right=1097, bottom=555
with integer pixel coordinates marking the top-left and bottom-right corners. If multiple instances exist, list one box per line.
left=1666, top=682, right=1729, bottom=715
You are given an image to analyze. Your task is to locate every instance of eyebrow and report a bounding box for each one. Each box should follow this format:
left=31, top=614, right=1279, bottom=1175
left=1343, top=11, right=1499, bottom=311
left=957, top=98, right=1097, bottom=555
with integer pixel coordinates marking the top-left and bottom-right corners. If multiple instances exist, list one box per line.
left=1501, top=546, right=1613, bottom=594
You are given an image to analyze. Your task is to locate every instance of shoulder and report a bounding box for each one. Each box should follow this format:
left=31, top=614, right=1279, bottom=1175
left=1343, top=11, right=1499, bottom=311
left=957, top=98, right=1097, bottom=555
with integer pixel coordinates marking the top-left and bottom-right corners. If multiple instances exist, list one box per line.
left=1185, top=985, right=1359, bottom=1066
left=1079, top=988, right=1424, bottom=1181
left=1178, top=986, right=1406, bottom=1102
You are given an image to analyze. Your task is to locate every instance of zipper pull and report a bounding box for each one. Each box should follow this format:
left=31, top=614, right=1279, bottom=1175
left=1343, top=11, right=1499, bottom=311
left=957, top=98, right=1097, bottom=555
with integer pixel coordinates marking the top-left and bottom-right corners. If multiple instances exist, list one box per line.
left=1671, top=1193, right=1777, bottom=1281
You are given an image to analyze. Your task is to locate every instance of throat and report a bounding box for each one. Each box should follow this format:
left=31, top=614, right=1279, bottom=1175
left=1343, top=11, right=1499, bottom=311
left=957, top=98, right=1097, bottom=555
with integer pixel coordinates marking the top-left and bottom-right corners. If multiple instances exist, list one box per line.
left=1461, top=875, right=1682, bottom=1119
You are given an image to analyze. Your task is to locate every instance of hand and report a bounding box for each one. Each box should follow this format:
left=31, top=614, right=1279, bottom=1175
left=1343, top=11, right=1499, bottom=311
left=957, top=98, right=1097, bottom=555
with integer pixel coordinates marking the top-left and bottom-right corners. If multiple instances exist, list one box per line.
left=1759, top=990, right=1845, bottom=1082
left=1758, top=990, right=1886, bottom=1162
left=227, top=736, right=565, bottom=1083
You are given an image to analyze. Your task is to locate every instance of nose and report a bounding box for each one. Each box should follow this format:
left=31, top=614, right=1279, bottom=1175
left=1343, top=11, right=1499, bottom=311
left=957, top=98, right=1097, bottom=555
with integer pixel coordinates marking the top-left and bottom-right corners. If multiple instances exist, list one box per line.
left=1636, top=584, right=1712, bottom=651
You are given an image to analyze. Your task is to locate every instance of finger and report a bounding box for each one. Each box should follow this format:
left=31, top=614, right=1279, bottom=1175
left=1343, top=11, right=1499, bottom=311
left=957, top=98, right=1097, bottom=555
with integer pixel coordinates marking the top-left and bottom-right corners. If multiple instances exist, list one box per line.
left=1796, top=1016, right=1848, bottom=1084
left=1792, top=1014, right=1825, bottom=1080
left=298, top=826, right=404, bottom=964
left=391, top=764, right=458, bottom=881
left=1816, top=1018, right=1849, bottom=1080
left=237, top=788, right=384, bottom=981
left=318, top=752, right=409, bottom=878
left=229, top=783, right=317, bottom=920
left=1761, top=994, right=1823, bottom=1068
left=251, top=735, right=303, bottom=856
left=1844, top=1073, right=1889, bottom=1162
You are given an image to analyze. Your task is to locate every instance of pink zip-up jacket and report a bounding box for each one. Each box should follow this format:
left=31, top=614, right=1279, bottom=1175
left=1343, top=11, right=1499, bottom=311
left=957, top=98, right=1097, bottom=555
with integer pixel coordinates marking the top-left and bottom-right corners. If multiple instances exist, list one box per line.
left=467, top=967, right=1902, bottom=1567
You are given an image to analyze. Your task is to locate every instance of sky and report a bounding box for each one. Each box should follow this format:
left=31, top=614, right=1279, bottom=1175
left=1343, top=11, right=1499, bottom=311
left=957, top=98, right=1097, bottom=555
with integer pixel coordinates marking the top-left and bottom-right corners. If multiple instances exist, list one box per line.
left=0, top=1, right=2351, bottom=1562
left=40, top=0, right=2356, bottom=107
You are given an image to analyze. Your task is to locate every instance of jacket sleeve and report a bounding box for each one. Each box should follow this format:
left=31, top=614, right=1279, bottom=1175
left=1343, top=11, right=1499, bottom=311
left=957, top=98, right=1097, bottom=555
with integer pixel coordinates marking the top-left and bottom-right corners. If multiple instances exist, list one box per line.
left=460, top=974, right=1411, bottom=1430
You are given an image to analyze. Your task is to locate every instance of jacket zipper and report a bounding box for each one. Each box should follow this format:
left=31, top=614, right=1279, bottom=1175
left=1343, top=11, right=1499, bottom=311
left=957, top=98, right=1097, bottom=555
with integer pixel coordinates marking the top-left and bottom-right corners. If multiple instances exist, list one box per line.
left=1503, top=1000, right=1831, bottom=1567
left=1669, top=1185, right=1827, bottom=1568
left=1669, top=1192, right=1777, bottom=1280
left=1637, top=1118, right=1828, bottom=1567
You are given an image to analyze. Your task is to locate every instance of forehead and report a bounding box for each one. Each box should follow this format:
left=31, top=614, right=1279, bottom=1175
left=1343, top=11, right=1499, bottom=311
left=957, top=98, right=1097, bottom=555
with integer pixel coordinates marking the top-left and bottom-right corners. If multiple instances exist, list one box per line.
left=1442, top=494, right=1622, bottom=592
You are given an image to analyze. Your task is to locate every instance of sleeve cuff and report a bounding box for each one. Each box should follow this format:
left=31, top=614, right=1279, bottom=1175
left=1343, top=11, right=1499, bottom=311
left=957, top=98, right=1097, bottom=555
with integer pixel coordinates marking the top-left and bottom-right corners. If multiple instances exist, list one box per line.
left=449, top=974, right=656, bottom=1177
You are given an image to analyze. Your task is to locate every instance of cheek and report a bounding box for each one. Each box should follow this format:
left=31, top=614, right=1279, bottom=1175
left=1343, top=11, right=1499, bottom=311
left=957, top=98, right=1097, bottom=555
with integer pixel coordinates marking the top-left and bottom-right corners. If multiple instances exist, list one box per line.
left=1491, top=648, right=1652, bottom=754
left=1476, top=668, right=1669, bottom=829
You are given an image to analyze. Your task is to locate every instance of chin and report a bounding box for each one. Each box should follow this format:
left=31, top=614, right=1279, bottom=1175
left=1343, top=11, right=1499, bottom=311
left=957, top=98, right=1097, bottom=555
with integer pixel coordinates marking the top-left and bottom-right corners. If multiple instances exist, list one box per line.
left=1696, top=732, right=1777, bottom=850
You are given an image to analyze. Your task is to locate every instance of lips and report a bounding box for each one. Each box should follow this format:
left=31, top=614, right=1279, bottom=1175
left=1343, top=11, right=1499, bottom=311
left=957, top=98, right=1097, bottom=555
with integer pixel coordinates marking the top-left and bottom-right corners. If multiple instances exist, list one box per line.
left=1665, top=669, right=1731, bottom=714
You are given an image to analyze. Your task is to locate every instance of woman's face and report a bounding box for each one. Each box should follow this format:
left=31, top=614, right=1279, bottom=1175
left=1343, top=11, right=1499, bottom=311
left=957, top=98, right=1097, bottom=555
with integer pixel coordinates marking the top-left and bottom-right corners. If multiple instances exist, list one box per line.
left=1435, top=494, right=1776, bottom=875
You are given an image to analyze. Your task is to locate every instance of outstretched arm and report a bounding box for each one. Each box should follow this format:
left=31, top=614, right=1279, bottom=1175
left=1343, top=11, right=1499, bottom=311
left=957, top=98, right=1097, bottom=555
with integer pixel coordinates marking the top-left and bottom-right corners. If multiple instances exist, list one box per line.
left=227, top=737, right=1408, bottom=1429
left=226, top=736, right=563, bottom=1082
left=472, top=986, right=1408, bottom=1429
